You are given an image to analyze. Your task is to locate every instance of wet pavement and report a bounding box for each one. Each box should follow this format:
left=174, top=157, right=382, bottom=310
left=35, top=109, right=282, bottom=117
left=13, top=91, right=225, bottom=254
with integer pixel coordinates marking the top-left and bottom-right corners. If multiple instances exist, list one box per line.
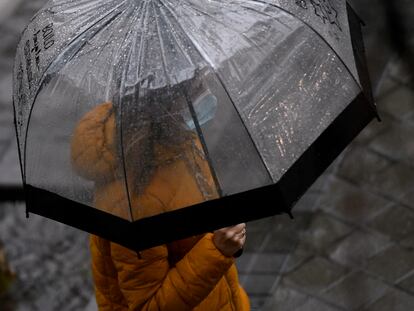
left=0, top=1, right=413, bottom=311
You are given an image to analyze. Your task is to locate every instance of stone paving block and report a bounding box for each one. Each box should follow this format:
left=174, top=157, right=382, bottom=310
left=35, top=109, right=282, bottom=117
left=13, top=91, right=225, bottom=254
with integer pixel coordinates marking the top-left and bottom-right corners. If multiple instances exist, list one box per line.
left=309, top=171, right=333, bottom=193
left=374, top=73, right=401, bottom=100
left=329, top=229, right=391, bottom=267
left=367, top=51, right=394, bottom=93
left=363, top=289, right=414, bottom=311
left=280, top=248, right=313, bottom=275
left=370, top=122, right=414, bottom=165
left=337, top=146, right=391, bottom=186
left=245, top=217, right=275, bottom=252
left=249, top=253, right=286, bottom=274
left=262, top=284, right=308, bottom=311
left=320, top=271, right=389, bottom=310
left=388, top=57, right=414, bottom=85
left=366, top=245, right=414, bottom=283
left=377, top=86, right=414, bottom=121
left=247, top=217, right=276, bottom=233
left=369, top=205, right=414, bottom=241
left=397, top=271, right=414, bottom=294
left=244, top=230, right=269, bottom=252
left=400, top=233, right=414, bottom=249
left=293, top=190, right=321, bottom=213
left=367, top=162, right=414, bottom=201
left=320, top=177, right=391, bottom=224
left=249, top=295, right=271, bottom=310
left=400, top=190, right=414, bottom=210
left=262, top=227, right=301, bottom=254
left=283, top=257, right=347, bottom=296
left=278, top=212, right=313, bottom=230
left=298, top=212, right=352, bottom=253
left=241, top=274, right=276, bottom=296
left=236, top=252, right=286, bottom=275
left=260, top=213, right=312, bottom=254
left=236, top=253, right=256, bottom=274
left=294, top=297, right=343, bottom=311
left=354, top=112, right=392, bottom=145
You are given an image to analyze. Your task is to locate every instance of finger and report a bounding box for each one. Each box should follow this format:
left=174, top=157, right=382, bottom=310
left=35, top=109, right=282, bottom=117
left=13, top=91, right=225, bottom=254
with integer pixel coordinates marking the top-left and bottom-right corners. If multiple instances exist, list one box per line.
left=234, top=226, right=246, bottom=236
left=236, top=231, right=247, bottom=245
left=214, top=223, right=246, bottom=239
left=226, top=223, right=246, bottom=235
left=228, top=228, right=245, bottom=244
left=232, top=234, right=246, bottom=250
left=226, top=228, right=245, bottom=241
left=235, top=223, right=246, bottom=231
left=234, top=234, right=246, bottom=242
left=239, top=235, right=246, bottom=247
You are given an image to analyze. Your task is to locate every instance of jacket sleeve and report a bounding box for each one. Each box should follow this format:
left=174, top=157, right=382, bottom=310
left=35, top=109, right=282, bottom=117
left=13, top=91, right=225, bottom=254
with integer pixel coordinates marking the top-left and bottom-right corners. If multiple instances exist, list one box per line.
left=110, top=233, right=234, bottom=311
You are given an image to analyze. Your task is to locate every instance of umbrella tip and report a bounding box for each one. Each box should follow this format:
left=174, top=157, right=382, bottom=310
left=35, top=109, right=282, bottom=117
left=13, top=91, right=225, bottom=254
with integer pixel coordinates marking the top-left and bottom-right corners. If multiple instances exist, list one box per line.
left=286, top=210, right=294, bottom=220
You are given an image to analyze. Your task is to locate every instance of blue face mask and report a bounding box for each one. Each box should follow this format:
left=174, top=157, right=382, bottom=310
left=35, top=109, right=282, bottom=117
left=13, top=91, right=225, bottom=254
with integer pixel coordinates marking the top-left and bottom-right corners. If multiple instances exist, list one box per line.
left=184, top=91, right=218, bottom=130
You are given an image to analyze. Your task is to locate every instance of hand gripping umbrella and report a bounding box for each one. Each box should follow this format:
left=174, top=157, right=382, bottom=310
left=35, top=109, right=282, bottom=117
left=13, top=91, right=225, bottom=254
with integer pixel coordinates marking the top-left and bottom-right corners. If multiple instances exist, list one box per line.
left=13, top=0, right=378, bottom=251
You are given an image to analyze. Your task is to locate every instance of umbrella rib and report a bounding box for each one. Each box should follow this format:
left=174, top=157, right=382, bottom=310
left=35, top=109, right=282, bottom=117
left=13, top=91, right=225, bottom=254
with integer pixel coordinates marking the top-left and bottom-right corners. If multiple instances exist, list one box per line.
left=182, top=88, right=224, bottom=197
left=117, top=1, right=151, bottom=222
left=113, top=3, right=148, bottom=222
left=153, top=1, right=170, bottom=85
left=12, top=77, right=25, bottom=185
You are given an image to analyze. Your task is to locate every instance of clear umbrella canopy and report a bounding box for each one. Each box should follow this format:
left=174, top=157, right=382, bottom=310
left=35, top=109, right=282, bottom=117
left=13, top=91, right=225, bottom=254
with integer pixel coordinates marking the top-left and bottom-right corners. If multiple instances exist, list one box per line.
left=13, top=0, right=376, bottom=250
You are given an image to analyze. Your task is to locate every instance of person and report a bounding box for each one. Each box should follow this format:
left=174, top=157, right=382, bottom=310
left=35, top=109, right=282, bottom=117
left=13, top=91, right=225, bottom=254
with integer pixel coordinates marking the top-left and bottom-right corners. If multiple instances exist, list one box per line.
left=70, top=82, right=250, bottom=310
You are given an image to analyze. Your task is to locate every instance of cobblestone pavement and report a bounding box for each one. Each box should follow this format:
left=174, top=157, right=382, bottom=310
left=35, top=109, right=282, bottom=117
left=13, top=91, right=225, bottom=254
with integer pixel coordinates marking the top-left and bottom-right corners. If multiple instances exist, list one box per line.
left=1, top=1, right=414, bottom=311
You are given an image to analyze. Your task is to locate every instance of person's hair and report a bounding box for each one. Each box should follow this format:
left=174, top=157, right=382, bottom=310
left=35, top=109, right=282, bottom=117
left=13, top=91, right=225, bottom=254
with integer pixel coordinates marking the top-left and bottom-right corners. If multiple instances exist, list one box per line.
left=116, top=82, right=196, bottom=196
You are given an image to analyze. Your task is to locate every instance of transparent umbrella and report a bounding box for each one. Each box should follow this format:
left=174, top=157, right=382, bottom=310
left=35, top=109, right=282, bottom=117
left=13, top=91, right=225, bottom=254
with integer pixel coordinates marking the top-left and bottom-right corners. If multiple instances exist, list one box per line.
left=13, top=0, right=378, bottom=250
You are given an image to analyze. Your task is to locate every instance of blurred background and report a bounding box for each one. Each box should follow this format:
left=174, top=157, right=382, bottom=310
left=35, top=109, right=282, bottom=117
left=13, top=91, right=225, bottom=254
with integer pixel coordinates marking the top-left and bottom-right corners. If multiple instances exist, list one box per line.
left=0, top=0, right=413, bottom=310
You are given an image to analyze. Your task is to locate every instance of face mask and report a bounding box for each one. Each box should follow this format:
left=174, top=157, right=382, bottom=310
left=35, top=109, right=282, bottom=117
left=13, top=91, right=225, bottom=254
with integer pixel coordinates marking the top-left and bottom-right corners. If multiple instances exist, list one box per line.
left=184, top=90, right=218, bottom=130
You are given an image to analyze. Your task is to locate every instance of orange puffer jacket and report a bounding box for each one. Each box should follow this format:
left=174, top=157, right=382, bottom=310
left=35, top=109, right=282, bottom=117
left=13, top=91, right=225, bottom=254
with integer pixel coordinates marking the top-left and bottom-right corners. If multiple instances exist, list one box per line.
left=71, top=103, right=250, bottom=311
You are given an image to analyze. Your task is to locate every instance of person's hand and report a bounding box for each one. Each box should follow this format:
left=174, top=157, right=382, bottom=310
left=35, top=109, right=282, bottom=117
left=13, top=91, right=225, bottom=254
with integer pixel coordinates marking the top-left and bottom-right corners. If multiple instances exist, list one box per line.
left=213, top=223, right=246, bottom=257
